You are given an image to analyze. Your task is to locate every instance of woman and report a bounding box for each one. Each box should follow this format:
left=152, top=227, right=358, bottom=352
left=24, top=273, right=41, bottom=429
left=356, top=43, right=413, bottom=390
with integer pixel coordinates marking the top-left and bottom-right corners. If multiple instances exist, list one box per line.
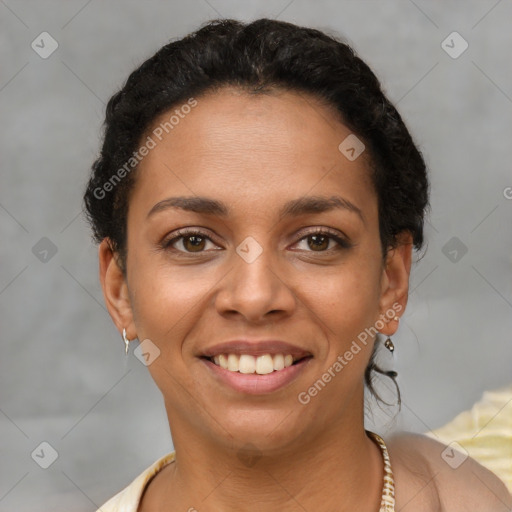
left=84, top=18, right=511, bottom=512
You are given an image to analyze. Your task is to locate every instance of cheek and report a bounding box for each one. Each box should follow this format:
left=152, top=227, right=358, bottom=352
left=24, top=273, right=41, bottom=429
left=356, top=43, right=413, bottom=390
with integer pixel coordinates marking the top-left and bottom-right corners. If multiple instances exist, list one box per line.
left=127, top=243, right=218, bottom=346
left=305, top=258, right=381, bottom=322
left=297, top=254, right=383, bottom=363
left=127, top=261, right=213, bottom=396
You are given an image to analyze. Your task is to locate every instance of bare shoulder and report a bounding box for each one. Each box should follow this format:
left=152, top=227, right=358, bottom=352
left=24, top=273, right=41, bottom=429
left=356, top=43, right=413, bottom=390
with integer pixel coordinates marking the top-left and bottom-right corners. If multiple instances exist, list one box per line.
left=385, top=431, right=512, bottom=512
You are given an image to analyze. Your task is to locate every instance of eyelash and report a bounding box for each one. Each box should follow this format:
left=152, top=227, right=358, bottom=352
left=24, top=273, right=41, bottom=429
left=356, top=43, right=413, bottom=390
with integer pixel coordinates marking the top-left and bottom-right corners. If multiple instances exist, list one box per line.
left=161, top=228, right=352, bottom=254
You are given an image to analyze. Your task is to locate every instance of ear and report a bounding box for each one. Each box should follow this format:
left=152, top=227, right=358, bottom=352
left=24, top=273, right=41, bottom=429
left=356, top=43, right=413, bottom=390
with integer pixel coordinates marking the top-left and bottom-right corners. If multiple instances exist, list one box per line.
left=377, top=231, right=413, bottom=336
left=98, top=238, right=136, bottom=340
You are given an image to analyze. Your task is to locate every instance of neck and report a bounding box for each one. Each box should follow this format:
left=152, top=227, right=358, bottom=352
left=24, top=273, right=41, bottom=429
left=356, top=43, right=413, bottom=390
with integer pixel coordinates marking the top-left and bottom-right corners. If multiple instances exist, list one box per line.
left=151, top=402, right=384, bottom=512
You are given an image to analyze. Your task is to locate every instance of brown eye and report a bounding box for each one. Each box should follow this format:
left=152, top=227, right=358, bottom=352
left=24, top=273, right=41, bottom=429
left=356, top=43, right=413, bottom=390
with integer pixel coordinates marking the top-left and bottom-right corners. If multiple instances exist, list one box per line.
left=292, top=230, right=351, bottom=253
left=183, top=235, right=206, bottom=252
left=163, top=230, right=220, bottom=254
left=307, top=234, right=330, bottom=251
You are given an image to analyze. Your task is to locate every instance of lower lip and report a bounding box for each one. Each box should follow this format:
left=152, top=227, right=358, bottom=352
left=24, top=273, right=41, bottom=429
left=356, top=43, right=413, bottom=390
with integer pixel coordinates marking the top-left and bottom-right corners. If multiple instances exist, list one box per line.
left=201, top=357, right=313, bottom=395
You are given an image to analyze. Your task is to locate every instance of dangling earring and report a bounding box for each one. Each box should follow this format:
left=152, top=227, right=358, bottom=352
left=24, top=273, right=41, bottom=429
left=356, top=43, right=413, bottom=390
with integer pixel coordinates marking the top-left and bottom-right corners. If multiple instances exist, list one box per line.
left=384, top=337, right=395, bottom=352
left=122, top=328, right=132, bottom=355
left=384, top=316, right=400, bottom=353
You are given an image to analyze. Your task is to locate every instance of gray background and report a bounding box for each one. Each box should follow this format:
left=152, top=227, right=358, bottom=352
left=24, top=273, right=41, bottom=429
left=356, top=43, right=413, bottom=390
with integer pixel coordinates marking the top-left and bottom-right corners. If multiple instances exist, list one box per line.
left=1, top=1, right=511, bottom=510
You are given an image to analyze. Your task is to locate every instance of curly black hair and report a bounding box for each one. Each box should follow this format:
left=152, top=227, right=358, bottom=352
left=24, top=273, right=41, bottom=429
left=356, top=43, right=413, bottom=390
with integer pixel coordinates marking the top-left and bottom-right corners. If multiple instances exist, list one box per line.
left=84, top=18, right=429, bottom=409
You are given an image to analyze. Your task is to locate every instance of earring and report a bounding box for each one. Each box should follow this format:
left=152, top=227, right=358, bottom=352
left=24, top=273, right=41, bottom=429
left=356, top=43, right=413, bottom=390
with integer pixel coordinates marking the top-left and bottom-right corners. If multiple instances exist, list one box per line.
left=384, top=316, right=400, bottom=353
left=122, top=328, right=132, bottom=355
left=384, top=337, right=395, bottom=352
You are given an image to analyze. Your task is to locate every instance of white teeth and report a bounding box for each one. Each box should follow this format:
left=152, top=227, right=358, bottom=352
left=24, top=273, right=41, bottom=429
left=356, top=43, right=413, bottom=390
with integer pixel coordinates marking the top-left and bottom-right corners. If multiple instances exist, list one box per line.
left=273, top=354, right=284, bottom=371
left=256, top=354, right=274, bottom=374
left=210, top=353, right=300, bottom=374
left=218, top=354, right=228, bottom=369
left=227, top=354, right=239, bottom=371
left=239, top=354, right=256, bottom=374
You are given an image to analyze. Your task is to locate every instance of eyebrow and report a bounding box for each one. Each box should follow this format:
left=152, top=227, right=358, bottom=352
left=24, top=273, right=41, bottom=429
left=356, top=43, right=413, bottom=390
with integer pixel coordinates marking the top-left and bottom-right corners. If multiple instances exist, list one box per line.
left=147, top=196, right=228, bottom=218
left=147, top=195, right=365, bottom=224
left=278, top=195, right=365, bottom=224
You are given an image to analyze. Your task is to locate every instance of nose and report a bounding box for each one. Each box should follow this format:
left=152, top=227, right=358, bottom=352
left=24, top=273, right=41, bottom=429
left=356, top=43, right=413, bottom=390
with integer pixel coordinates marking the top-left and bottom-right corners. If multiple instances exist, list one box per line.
left=214, top=246, right=297, bottom=323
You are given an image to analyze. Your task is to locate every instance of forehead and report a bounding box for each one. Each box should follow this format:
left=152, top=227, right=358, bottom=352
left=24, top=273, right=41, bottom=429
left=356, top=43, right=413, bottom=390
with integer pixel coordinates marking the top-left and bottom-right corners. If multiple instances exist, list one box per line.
left=132, top=87, right=376, bottom=218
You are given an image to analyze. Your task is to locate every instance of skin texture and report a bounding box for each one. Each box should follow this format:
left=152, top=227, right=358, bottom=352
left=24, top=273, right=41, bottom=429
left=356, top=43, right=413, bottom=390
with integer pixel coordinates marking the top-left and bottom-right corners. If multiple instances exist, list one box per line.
left=98, top=88, right=511, bottom=511
left=386, top=432, right=512, bottom=511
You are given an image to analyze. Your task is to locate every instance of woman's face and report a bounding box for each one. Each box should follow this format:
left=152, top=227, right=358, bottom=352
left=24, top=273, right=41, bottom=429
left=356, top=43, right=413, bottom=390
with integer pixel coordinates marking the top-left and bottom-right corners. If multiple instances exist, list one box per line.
left=101, top=87, right=410, bottom=452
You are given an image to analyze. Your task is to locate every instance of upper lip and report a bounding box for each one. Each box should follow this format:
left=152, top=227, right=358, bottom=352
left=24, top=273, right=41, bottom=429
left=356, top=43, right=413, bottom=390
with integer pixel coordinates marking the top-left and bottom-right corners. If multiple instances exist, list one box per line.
left=200, top=340, right=313, bottom=359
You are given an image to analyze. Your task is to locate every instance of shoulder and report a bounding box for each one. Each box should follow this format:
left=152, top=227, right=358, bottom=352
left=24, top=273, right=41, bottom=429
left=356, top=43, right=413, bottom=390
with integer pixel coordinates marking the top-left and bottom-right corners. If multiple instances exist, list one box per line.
left=385, top=431, right=512, bottom=512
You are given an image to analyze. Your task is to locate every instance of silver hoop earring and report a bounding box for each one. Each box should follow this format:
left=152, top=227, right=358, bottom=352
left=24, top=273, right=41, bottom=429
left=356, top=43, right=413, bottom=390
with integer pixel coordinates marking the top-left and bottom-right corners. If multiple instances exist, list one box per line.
left=122, top=328, right=132, bottom=355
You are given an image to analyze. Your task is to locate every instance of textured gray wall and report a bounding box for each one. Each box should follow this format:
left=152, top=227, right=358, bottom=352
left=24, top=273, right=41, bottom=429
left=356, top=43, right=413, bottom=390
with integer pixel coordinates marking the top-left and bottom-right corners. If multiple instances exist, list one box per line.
left=1, top=1, right=511, bottom=510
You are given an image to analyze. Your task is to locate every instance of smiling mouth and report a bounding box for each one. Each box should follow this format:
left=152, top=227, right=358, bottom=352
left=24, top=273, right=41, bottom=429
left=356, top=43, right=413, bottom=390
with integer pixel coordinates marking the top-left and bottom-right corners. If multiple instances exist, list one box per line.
left=201, top=354, right=312, bottom=375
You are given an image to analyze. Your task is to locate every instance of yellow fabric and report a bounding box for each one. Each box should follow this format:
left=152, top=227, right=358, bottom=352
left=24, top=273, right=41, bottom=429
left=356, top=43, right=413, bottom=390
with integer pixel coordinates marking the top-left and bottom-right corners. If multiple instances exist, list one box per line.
left=95, top=385, right=512, bottom=510
left=426, top=385, right=512, bottom=493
